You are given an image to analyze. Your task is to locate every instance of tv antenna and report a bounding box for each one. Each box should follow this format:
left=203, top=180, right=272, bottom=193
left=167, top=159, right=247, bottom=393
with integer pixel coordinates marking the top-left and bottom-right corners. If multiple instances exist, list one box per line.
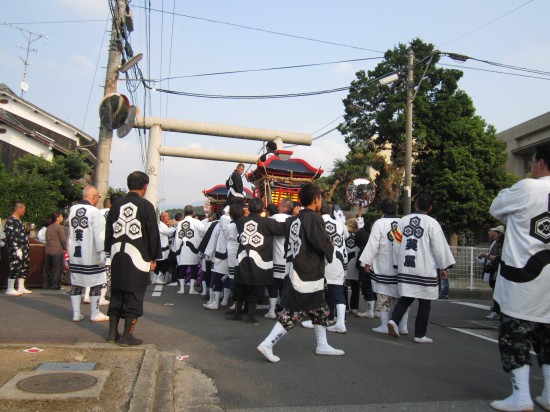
left=3, top=23, right=48, bottom=96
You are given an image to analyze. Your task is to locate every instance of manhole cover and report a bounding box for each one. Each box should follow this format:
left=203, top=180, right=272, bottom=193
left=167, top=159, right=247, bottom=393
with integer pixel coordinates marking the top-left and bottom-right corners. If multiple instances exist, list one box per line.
left=16, top=372, right=97, bottom=393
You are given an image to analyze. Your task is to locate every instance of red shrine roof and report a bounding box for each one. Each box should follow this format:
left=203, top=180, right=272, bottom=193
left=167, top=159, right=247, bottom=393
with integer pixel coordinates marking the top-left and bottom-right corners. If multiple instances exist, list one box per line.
left=247, top=150, right=323, bottom=182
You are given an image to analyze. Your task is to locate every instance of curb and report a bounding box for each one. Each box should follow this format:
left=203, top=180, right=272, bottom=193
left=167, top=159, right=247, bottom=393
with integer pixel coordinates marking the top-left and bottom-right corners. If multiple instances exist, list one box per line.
left=129, top=347, right=159, bottom=412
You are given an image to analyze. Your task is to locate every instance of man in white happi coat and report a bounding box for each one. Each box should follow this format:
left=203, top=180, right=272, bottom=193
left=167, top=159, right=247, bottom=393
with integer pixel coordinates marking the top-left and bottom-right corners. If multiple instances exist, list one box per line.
left=68, top=185, right=109, bottom=322
left=488, top=143, right=550, bottom=412
left=85, top=196, right=113, bottom=305
left=387, top=192, right=455, bottom=343
left=173, top=205, right=206, bottom=294
left=153, top=212, right=176, bottom=285
left=322, top=201, right=349, bottom=334
left=265, top=198, right=293, bottom=319
left=207, top=207, right=230, bottom=308
left=360, top=198, right=407, bottom=334
left=344, top=218, right=361, bottom=315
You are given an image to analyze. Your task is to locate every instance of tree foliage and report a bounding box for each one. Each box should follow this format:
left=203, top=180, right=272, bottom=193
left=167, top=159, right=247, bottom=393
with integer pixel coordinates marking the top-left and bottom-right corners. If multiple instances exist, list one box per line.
left=14, top=150, right=92, bottom=209
left=0, top=150, right=93, bottom=225
left=164, top=206, right=205, bottom=218
left=0, top=164, right=62, bottom=225
left=108, top=186, right=128, bottom=200
left=338, top=38, right=517, bottom=234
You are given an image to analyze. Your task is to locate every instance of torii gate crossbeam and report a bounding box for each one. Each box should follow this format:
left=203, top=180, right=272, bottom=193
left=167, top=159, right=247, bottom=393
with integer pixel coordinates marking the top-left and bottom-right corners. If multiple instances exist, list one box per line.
left=134, top=116, right=312, bottom=207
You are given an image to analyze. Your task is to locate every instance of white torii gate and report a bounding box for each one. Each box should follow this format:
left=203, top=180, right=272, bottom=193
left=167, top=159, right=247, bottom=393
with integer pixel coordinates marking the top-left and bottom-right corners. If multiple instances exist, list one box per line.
left=134, top=116, right=312, bottom=207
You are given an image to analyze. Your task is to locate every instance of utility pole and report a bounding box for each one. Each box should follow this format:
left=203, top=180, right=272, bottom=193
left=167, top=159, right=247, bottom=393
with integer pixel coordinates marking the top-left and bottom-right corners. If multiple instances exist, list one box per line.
left=404, top=49, right=414, bottom=215
left=95, top=0, right=127, bottom=200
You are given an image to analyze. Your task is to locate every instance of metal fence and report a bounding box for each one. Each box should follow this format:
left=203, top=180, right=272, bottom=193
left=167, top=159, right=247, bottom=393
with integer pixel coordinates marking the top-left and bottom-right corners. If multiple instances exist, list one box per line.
left=449, top=246, right=491, bottom=290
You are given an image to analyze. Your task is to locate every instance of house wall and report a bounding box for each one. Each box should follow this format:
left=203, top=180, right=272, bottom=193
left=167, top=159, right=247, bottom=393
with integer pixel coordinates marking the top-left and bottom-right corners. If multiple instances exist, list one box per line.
left=497, top=111, right=550, bottom=177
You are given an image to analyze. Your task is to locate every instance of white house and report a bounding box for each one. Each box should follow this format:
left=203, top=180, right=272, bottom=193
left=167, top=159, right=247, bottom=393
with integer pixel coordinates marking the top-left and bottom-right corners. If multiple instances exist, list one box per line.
left=0, top=83, right=97, bottom=170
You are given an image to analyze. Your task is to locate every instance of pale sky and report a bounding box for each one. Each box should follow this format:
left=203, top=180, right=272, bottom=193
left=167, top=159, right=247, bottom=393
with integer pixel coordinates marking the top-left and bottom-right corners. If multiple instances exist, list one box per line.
left=1, top=0, right=549, bottom=209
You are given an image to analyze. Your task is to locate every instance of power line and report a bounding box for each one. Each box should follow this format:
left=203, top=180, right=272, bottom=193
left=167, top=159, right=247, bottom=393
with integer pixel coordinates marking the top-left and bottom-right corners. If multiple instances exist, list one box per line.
left=311, top=115, right=344, bottom=135
left=149, top=57, right=382, bottom=82
left=313, top=126, right=339, bottom=141
left=146, top=84, right=350, bottom=99
left=3, top=19, right=108, bottom=25
left=467, top=57, right=550, bottom=77
left=439, top=62, right=550, bottom=81
left=139, top=68, right=401, bottom=100
left=132, top=5, right=384, bottom=53
left=437, top=0, right=536, bottom=48
left=81, top=15, right=110, bottom=130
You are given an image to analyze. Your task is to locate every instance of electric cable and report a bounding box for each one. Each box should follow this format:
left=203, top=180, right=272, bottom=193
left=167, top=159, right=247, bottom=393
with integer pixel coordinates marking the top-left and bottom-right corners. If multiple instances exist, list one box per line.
left=132, top=5, right=384, bottom=53
left=151, top=57, right=383, bottom=81
left=3, top=19, right=108, bottom=25
left=437, top=0, right=535, bottom=48
left=439, top=63, right=550, bottom=81
left=81, top=14, right=110, bottom=130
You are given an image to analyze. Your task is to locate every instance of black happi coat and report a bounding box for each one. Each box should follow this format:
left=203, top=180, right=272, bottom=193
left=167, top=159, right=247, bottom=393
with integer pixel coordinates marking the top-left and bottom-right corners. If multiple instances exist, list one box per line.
left=281, top=208, right=334, bottom=311
left=235, top=213, right=286, bottom=286
left=105, top=192, right=161, bottom=292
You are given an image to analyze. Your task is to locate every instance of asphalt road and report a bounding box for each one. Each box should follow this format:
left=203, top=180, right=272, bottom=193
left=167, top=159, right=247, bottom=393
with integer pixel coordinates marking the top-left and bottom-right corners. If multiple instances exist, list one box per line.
left=0, top=285, right=546, bottom=411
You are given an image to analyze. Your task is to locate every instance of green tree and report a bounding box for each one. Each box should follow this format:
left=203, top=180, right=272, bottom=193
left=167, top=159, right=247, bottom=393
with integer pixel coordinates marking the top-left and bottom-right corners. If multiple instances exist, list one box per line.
left=164, top=206, right=204, bottom=218
left=0, top=164, right=62, bottom=225
left=14, top=150, right=92, bottom=209
left=339, top=38, right=516, bottom=241
left=108, top=186, right=128, bottom=199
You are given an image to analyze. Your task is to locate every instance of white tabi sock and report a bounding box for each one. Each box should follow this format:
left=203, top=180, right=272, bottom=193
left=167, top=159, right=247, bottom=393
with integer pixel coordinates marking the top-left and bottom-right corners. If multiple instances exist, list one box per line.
left=490, top=365, right=534, bottom=411
left=314, top=324, right=344, bottom=356
left=372, top=310, right=390, bottom=334
left=328, top=304, right=347, bottom=333
left=536, top=364, right=550, bottom=411
left=257, top=322, right=287, bottom=363
left=220, top=288, right=231, bottom=306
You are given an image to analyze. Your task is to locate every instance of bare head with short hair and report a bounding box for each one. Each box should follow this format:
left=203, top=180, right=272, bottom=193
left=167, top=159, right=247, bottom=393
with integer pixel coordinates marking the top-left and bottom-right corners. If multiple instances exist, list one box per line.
left=127, top=171, right=149, bottom=191
left=160, top=212, right=170, bottom=224
left=12, top=201, right=26, bottom=218
left=184, top=205, right=194, bottom=216
left=532, top=142, right=550, bottom=179
left=278, top=198, right=293, bottom=214
left=299, top=183, right=322, bottom=211
left=82, top=185, right=101, bottom=207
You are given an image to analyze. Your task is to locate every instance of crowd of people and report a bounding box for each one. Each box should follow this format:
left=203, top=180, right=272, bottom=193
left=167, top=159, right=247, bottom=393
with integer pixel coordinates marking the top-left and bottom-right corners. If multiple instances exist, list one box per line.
left=1, top=141, right=549, bottom=412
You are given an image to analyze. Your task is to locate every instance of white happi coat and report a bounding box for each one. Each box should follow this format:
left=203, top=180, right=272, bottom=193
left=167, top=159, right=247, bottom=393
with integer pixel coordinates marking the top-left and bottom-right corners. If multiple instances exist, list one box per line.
left=393, top=213, right=455, bottom=300
left=222, top=218, right=239, bottom=279
left=158, top=221, right=176, bottom=261
left=270, top=213, right=291, bottom=279
left=174, top=216, right=206, bottom=265
left=68, top=203, right=106, bottom=287
left=345, top=232, right=360, bottom=281
left=490, top=176, right=550, bottom=323
left=360, top=216, right=400, bottom=297
left=98, top=208, right=110, bottom=220
left=323, top=214, right=348, bottom=285
left=213, top=214, right=230, bottom=276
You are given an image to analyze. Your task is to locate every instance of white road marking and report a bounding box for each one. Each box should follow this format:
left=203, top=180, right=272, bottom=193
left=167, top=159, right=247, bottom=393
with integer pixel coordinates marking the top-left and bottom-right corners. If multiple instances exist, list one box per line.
left=449, top=327, right=498, bottom=344
left=450, top=301, right=491, bottom=310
